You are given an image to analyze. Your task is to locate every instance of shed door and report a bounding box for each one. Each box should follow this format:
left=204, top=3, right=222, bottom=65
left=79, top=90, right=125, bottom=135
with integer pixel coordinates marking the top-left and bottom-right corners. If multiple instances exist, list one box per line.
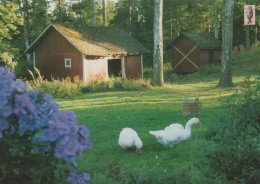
left=209, top=50, right=214, bottom=65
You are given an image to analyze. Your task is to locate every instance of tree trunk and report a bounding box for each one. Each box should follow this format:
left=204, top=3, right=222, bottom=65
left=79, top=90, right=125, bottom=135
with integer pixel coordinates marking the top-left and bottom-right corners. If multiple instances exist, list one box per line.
left=128, top=0, right=133, bottom=35
left=18, top=0, right=30, bottom=61
left=176, top=9, right=180, bottom=37
left=102, top=0, right=106, bottom=26
left=214, top=1, right=219, bottom=39
left=92, top=0, right=96, bottom=26
left=217, top=0, right=234, bottom=88
left=152, top=0, right=164, bottom=85
left=58, top=0, right=62, bottom=23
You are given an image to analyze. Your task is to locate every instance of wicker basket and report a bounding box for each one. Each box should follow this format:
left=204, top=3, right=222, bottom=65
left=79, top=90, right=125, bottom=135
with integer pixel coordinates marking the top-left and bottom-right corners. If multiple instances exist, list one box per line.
left=182, top=98, right=202, bottom=117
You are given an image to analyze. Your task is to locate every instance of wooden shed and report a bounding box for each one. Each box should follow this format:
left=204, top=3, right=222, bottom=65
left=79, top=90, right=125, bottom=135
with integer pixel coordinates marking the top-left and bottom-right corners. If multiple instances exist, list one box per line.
left=169, top=33, right=222, bottom=73
left=25, top=23, right=149, bottom=82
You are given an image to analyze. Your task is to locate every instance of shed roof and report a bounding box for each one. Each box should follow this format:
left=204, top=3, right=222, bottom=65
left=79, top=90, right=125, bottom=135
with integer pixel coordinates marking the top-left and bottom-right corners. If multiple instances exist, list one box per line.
left=172, top=33, right=222, bottom=50
left=25, top=23, right=149, bottom=56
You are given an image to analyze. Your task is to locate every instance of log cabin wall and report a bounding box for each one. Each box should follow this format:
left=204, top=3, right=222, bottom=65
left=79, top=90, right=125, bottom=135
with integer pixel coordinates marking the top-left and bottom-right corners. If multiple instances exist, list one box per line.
left=35, top=28, right=83, bottom=81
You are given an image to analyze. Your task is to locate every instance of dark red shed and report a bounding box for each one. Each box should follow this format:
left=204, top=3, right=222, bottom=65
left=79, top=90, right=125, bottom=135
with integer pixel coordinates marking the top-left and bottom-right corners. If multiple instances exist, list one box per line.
left=25, top=24, right=149, bottom=82
left=169, top=33, right=222, bottom=73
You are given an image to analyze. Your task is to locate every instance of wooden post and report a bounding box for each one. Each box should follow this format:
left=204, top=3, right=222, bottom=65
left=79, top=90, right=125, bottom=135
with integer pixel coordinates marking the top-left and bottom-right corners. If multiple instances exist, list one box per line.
left=246, top=0, right=250, bottom=50
left=141, top=54, right=143, bottom=79
left=82, top=54, right=87, bottom=83
left=121, top=54, right=126, bottom=79
left=33, top=51, right=35, bottom=68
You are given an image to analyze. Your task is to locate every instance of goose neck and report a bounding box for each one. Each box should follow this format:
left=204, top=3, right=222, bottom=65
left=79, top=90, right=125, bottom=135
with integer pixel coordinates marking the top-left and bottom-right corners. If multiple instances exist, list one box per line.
left=184, top=121, right=193, bottom=132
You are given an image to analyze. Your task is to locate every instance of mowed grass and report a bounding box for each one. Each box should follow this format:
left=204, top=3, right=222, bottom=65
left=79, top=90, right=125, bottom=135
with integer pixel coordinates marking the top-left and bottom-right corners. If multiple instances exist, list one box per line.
left=55, top=48, right=260, bottom=183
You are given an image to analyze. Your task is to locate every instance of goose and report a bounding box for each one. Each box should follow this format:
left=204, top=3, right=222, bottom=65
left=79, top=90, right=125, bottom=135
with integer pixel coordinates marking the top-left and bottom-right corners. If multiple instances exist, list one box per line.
left=118, top=127, right=143, bottom=153
left=149, top=118, right=202, bottom=148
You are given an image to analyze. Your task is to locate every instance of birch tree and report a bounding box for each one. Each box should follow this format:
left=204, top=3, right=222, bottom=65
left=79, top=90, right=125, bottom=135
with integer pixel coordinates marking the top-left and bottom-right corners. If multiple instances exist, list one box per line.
left=217, top=0, right=234, bottom=87
left=17, top=0, right=30, bottom=61
left=128, top=0, right=133, bottom=34
left=152, top=0, right=164, bottom=85
left=102, top=0, right=106, bottom=26
left=214, top=0, right=221, bottom=39
left=92, top=0, right=96, bottom=26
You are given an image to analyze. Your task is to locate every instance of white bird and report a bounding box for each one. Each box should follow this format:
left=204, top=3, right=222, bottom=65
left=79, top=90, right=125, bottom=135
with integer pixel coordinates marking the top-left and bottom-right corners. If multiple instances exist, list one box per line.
left=149, top=118, right=202, bottom=148
left=118, top=127, right=143, bottom=153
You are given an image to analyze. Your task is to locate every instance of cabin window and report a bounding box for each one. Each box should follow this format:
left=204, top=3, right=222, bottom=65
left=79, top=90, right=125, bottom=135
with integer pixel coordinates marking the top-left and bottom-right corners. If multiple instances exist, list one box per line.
left=65, top=58, right=71, bottom=68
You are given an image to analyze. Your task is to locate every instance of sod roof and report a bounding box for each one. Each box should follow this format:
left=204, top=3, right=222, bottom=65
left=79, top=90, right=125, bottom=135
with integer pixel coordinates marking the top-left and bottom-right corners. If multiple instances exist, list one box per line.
left=168, top=33, right=222, bottom=50
left=25, top=23, right=149, bottom=56
left=182, top=33, right=222, bottom=49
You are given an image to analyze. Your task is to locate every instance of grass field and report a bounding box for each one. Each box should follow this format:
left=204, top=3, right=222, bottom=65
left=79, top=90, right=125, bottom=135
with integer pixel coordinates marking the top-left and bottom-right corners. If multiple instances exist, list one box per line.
left=55, top=48, right=260, bottom=183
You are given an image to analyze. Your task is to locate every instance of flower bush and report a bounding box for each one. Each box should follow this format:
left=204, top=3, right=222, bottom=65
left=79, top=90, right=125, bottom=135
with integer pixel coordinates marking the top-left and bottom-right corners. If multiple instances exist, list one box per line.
left=0, top=67, right=92, bottom=184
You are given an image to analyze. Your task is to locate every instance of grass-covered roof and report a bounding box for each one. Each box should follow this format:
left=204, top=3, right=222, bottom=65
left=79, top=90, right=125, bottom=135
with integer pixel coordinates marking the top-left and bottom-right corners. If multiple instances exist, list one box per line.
left=25, top=24, right=149, bottom=56
left=182, top=33, right=222, bottom=49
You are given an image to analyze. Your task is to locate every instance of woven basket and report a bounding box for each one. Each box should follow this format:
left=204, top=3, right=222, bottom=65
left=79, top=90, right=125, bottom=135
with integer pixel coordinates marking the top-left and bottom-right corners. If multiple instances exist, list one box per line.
left=182, top=98, right=201, bottom=117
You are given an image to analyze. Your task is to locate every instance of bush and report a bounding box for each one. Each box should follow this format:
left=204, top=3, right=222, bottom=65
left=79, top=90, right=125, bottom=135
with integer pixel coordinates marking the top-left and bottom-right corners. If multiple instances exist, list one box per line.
left=82, top=77, right=151, bottom=93
left=27, top=68, right=82, bottom=98
left=0, top=67, right=92, bottom=184
left=0, top=51, right=17, bottom=70
left=205, top=78, right=260, bottom=184
left=39, top=78, right=82, bottom=98
left=14, top=59, right=34, bottom=80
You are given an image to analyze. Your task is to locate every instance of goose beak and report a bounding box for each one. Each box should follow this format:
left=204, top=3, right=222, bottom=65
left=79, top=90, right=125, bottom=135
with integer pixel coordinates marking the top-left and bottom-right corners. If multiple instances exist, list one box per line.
left=138, top=148, right=142, bottom=153
left=197, top=120, right=202, bottom=126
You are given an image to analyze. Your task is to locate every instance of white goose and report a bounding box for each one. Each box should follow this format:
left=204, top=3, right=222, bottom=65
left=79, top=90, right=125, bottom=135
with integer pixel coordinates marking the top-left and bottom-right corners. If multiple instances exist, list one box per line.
left=149, top=118, right=202, bottom=148
left=118, top=127, right=143, bottom=153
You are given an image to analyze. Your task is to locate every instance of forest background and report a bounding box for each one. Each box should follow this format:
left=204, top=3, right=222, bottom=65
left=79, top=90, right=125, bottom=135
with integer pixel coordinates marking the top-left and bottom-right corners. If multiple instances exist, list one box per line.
left=0, top=0, right=259, bottom=72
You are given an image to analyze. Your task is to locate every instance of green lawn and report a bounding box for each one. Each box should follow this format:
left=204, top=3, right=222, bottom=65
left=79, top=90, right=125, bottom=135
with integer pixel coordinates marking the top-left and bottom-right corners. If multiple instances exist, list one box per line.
left=55, top=48, right=260, bottom=183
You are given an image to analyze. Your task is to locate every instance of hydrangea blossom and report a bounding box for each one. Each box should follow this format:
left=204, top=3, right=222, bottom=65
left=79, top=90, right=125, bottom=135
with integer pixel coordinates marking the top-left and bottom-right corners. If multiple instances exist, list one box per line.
left=0, top=67, right=92, bottom=183
left=66, top=171, right=91, bottom=184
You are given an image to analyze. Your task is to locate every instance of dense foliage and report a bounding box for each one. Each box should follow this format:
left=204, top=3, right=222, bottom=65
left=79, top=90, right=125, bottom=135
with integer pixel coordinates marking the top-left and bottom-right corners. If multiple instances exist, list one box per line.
left=0, top=67, right=92, bottom=184
left=0, top=1, right=22, bottom=69
left=206, top=79, right=260, bottom=183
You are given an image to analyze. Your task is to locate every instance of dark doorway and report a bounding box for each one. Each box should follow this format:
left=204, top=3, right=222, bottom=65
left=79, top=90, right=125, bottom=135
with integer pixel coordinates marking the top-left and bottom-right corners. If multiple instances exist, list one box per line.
left=108, top=59, right=121, bottom=77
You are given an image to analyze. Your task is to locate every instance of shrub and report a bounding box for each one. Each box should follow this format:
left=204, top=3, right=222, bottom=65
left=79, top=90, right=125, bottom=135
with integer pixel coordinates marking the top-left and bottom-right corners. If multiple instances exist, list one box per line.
left=205, top=78, right=260, bottom=184
left=14, top=59, right=33, bottom=80
left=82, top=77, right=150, bottom=93
left=0, top=67, right=92, bottom=184
left=27, top=68, right=82, bottom=98
left=39, top=78, right=82, bottom=98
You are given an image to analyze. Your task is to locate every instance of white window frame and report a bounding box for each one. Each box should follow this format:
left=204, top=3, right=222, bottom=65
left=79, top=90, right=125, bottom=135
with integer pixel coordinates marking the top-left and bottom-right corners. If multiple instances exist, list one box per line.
left=65, top=58, right=71, bottom=68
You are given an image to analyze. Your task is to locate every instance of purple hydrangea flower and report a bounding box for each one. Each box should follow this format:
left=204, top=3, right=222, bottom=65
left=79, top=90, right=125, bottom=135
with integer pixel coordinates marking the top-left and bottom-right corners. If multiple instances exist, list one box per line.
left=0, top=67, right=92, bottom=182
left=66, top=171, right=91, bottom=184
left=0, top=118, right=9, bottom=131
left=11, top=80, right=28, bottom=92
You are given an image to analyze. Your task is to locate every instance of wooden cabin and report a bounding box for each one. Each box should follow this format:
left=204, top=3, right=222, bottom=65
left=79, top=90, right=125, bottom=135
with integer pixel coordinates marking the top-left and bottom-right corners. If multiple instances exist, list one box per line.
left=169, top=33, right=222, bottom=73
left=25, top=24, right=149, bottom=83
